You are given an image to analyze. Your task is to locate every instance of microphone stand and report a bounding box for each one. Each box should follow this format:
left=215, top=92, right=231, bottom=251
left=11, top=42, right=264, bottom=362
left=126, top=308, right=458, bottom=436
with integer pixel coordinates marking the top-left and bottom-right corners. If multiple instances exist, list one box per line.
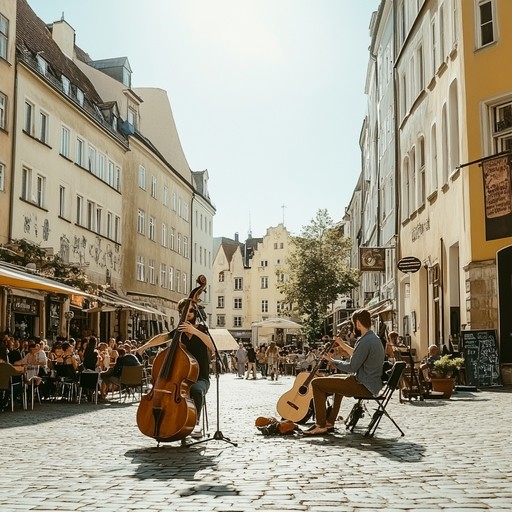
left=187, top=309, right=237, bottom=448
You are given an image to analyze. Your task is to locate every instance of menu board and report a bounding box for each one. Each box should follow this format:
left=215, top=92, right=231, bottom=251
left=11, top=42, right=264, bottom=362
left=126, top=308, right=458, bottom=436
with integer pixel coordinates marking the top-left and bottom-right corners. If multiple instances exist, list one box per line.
left=462, top=330, right=501, bottom=387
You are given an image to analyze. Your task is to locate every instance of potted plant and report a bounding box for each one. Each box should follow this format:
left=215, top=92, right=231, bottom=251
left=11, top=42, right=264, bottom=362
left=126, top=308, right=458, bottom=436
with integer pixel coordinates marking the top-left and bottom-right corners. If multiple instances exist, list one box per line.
left=431, top=355, right=465, bottom=398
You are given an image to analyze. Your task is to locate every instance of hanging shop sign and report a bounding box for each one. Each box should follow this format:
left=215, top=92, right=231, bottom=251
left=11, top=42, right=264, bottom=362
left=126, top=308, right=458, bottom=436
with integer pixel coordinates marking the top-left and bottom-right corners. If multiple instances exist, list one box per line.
left=397, top=256, right=422, bottom=273
left=12, top=296, right=39, bottom=315
left=359, top=247, right=386, bottom=272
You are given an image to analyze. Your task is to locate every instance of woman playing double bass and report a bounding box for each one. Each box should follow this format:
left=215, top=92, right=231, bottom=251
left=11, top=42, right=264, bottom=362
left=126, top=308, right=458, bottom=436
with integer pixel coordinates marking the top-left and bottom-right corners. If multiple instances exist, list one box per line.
left=137, top=297, right=214, bottom=440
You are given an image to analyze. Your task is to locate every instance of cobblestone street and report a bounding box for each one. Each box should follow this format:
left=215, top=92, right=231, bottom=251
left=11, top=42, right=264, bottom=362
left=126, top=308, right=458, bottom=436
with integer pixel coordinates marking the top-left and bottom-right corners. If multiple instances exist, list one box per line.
left=1, top=373, right=511, bottom=512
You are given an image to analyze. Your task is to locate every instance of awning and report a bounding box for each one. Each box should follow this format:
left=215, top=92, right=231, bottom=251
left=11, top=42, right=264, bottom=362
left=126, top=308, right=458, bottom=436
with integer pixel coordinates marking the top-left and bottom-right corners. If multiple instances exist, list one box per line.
left=367, top=299, right=394, bottom=318
left=0, top=262, right=91, bottom=296
left=99, top=290, right=159, bottom=315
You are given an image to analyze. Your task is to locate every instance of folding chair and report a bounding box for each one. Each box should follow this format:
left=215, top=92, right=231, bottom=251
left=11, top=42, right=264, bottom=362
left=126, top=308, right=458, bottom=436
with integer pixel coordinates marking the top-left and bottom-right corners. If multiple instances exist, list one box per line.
left=345, top=361, right=406, bottom=438
left=118, top=365, right=144, bottom=402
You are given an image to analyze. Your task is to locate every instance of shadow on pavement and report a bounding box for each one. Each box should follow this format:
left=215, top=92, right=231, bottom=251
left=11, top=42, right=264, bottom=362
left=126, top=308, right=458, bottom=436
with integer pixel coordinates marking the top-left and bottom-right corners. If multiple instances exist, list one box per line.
left=303, top=433, right=425, bottom=462
left=0, top=401, right=132, bottom=429
left=125, top=445, right=220, bottom=484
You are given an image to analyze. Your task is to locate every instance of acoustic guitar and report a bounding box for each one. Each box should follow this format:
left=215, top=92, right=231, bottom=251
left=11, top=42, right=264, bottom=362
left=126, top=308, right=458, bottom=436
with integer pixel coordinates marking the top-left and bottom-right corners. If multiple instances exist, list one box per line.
left=276, top=339, right=343, bottom=423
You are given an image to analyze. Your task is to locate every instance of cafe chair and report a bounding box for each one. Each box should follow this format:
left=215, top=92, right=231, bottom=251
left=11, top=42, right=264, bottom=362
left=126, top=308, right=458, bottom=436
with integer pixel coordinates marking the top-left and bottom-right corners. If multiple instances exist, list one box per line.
left=77, top=372, right=101, bottom=404
left=345, top=361, right=406, bottom=438
left=24, top=365, right=42, bottom=410
left=0, top=363, right=26, bottom=411
left=118, top=365, right=144, bottom=402
left=54, top=364, right=78, bottom=402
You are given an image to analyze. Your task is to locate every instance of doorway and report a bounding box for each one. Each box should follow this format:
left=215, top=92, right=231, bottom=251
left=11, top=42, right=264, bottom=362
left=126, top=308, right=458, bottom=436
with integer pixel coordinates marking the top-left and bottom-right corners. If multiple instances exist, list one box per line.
left=497, top=245, right=512, bottom=363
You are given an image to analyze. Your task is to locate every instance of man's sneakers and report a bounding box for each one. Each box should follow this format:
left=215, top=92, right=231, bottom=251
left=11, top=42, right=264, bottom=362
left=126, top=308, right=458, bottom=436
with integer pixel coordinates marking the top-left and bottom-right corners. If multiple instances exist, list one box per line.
left=190, top=423, right=203, bottom=439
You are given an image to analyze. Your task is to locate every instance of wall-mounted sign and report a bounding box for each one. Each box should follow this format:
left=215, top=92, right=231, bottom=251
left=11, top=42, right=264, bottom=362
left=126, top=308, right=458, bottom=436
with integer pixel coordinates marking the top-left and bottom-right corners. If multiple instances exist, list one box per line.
left=359, top=247, right=386, bottom=272
left=481, top=153, right=512, bottom=240
left=397, top=256, right=422, bottom=273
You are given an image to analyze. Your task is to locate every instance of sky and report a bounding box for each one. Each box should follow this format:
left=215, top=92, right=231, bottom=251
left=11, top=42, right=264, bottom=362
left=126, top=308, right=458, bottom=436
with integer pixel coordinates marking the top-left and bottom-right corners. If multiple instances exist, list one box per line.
left=28, top=0, right=380, bottom=239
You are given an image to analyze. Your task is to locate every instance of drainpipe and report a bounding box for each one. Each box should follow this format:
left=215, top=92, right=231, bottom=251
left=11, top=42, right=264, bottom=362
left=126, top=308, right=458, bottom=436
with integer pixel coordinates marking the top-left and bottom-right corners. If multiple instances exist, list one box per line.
left=440, top=237, right=445, bottom=348
left=424, top=263, right=429, bottom=346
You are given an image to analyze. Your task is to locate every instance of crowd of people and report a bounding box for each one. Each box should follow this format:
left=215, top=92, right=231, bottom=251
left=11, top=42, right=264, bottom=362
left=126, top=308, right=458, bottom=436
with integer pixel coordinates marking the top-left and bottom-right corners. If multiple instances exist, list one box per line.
left=0, top=331, right=146, bottom=410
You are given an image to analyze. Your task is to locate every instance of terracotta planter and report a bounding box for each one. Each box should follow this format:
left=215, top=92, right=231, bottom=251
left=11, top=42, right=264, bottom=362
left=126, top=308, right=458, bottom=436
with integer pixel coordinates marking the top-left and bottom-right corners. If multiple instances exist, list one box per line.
left=431, top=378, right=455, bottom=398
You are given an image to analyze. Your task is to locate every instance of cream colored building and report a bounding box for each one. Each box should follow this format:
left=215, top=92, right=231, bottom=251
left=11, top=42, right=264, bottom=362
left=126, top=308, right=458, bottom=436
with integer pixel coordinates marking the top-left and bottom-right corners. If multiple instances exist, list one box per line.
left=0, top=0, right=16, bottom=247
left=212, top=224, right=301, bottom=344
left=0, top=0, right=214, bottom=341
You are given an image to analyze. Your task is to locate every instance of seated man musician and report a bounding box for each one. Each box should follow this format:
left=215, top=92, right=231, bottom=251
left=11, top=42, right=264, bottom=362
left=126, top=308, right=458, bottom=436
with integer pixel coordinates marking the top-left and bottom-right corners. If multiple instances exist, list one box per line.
left=303, top=308, right=385, bottom=436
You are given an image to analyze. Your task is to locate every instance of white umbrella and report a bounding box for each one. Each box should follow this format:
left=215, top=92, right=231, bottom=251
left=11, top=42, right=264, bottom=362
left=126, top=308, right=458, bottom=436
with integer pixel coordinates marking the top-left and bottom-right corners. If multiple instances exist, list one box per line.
left=251, top=318, right=303, bottom=329
left=208, top=329, right=239, bottom=351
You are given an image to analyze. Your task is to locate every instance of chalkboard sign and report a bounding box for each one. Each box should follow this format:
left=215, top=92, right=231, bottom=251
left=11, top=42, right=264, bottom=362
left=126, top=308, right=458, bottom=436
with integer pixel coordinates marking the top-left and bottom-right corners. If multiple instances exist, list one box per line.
left=462, top=329, right=501, bottom=387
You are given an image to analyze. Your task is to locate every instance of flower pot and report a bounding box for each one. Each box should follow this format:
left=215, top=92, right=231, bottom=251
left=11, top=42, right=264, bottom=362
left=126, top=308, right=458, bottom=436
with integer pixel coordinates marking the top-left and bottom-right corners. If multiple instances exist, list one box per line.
left=431, top=378, right=454, bottom=398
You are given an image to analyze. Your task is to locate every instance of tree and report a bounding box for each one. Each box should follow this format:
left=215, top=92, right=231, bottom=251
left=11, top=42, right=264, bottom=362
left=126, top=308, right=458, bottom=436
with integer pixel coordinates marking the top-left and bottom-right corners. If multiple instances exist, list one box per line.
left=277, top=209, right=359, bottom=341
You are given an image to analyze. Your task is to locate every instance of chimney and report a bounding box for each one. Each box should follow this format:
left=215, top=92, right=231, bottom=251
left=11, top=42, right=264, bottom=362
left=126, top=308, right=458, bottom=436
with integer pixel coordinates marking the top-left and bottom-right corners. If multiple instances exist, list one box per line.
left=50, top=18, right=76, bottom=59
left=234, top=232, right=239, bottom=242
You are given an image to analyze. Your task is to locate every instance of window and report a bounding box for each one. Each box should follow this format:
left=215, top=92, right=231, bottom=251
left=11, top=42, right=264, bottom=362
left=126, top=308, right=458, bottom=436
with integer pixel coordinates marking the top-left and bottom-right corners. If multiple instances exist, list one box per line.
left=219, top=271, right=225, bottom=282
left=0, top=92, right=6, bottom=130
left=431, top=17, right=438, bottom=76
left=0, top=14, right=8, bottom=60
left=114, top=215, right=121, bottom=243
left=172, top=192, right=177, bottom=211
left=138, top=165, right=146, bottom=190
left=439, top=4, right=445, bottom=63
left=60, top=126, right=70, bottom=158
left=88, top=145, right=96, bottom=174
left=492, top=100, right=512, bottom=152
left=234, top=298, right=242, bottom=309
left=61, top=75, right=70, bottom=96
left=161, top=223, right=167, bottom=247
left=216, top=315, right=225, bottom=327
left=37, top=111, right=48, bottom=144
left=97, top=153, right=106, bottom=180
left=261, top=300, right=268, bottom=313
left=115, top=166, right=121, bottom=192
left=128, top=107, right=137, bottom=129
left=59, top=185, right=66, bottom=217
left=36, top=174, right=45, bottom=207
left=218, top=296, right=224, bottom=308
left=170, top=228, right=175, bottom=250
left=24, top=100, right=34, bottom=135
left=176, top=270, right=181, bottom=292
left=0, top=162, right=4, bottom=191
left=419, top=137, right=426, bottom=205
left=36, top=54, right=47, bottom=74
left=233, top=316, right=242, bottom=328
left=107, top=160, right=115, bottom=186
left=21, top=166, right=32, bottom=201
left=151, top=176, right=157, bottom=198
left=76, top=195, right=83, bottom=225
left=183, top=236, right=189, bottom=258
left=261, top=276, right=268, bottom=289
left=163, top=186, right=169, bottom=206
left=177, top=233, right=182, bottom=254
left=477, top=0, right=495, bottom=47
left=137, top=209, right=145, bottom=235
left=260, top=260, right=268, bottom=267
left=148, top=259, right=156, bottom=285
left=160, top=263, right=167, bottom=288
left=95, top=207, right=102, bottom=234
left=76, top=88, right=84, bottom=107
left=136, top=255, right=145, bottom=282
left=149, top=216, right=156, bottom=241
left=183, top=272, right=188, bottom=294
left=76, top=138, right=84, bottom=166
left=234, top=277, right=243, bottom=290
left=87, top=201, right=95, bottom=231
left=169, top=267, right=174, bottom=290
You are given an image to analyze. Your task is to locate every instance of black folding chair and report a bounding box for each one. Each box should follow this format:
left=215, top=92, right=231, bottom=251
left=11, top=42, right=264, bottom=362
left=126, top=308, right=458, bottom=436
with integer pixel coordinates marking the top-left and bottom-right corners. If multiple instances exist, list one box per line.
left=345, top=361, right=406, bottom=438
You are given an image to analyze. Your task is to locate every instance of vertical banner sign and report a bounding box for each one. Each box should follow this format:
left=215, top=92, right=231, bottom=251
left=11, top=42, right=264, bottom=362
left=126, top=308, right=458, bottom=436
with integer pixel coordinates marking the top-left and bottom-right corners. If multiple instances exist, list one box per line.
left=481, top=154, right=512, bottom=240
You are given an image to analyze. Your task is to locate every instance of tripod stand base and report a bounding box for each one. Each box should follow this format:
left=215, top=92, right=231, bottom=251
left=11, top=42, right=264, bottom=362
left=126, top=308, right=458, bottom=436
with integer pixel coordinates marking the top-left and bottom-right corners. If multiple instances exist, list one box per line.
left=186, top=430, right=238, bottom=447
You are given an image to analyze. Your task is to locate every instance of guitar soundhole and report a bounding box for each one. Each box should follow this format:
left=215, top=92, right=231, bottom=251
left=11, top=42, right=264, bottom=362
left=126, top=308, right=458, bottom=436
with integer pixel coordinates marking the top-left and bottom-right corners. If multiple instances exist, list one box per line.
left=299, top=385, right=308, bottom=395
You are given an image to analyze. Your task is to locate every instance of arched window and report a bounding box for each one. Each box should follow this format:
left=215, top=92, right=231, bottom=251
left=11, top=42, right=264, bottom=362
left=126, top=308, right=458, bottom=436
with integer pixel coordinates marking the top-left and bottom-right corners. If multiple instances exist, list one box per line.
left=430, top=123, right=438, bottom=194
left=449, top=79, right=460, bottom=173
left=402, top=156, right=410, bottom=221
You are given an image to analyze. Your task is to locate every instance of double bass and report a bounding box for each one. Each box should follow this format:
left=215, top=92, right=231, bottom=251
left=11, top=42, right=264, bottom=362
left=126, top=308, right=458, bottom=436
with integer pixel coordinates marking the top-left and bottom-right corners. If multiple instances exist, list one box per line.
left=136, top=275, right=207, bottom=443
left=276, top=322, right=352, bottom=423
